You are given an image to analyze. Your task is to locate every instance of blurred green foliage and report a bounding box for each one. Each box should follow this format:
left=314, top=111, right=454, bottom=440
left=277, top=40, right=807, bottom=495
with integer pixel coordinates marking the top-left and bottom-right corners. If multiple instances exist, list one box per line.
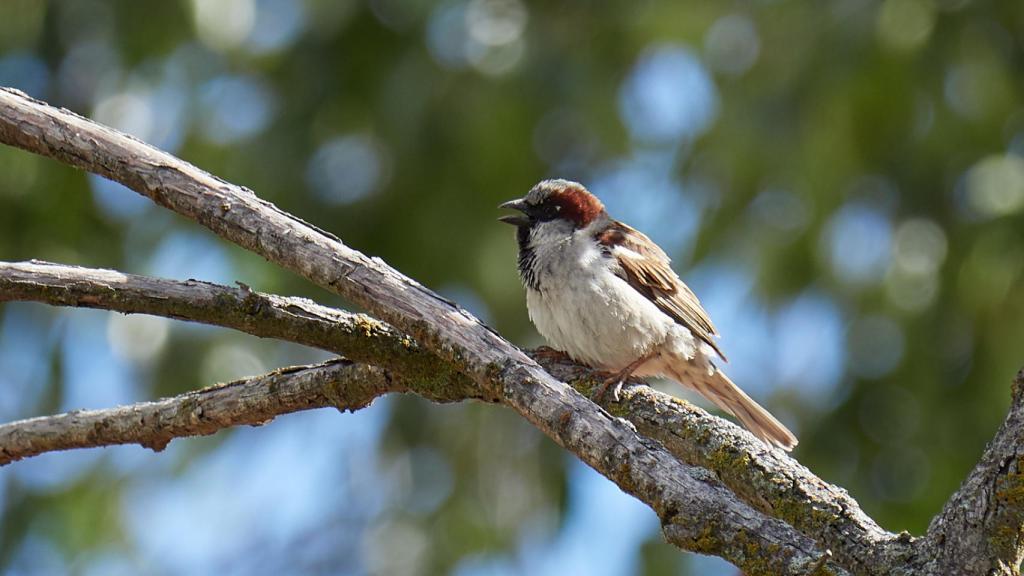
left=0, top=0, right=1023, bottom=574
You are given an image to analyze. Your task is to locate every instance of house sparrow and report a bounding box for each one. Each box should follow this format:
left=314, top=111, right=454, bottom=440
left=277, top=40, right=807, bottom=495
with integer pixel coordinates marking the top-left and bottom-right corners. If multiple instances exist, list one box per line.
left=500, top=179, right=797, bottom=450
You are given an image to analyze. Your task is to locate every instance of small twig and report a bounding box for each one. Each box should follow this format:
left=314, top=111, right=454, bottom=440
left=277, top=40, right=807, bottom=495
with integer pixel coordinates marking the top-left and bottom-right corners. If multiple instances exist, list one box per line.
left=0, top=359, right=397, bottom=465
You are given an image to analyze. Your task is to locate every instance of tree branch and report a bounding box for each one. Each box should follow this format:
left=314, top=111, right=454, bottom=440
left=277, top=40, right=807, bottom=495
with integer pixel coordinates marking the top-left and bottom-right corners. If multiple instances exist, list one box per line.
left=0, top=258, right=898, bottom=572
left=0, top=359, right=400, bottom=465
left=0, top=259, right=481, bottom=404
left=920, top=369, right=1024, bottom=574
left=561, top=368, right=911, bottom=573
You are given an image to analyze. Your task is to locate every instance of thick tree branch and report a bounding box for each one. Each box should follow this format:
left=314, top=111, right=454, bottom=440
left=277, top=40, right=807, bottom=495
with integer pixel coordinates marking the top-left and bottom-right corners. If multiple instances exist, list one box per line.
left=0, top=258, right=898, bottom=572
left=560, top=368, right=910, bottom=573
left=920, top=369, right=1024, bottom=574
left=0, top=359, right=401, bottom=465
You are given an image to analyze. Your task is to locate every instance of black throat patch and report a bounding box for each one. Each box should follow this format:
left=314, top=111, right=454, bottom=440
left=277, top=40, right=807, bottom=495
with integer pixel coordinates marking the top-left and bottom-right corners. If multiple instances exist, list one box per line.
left=516, top=225, right=539, bottom=291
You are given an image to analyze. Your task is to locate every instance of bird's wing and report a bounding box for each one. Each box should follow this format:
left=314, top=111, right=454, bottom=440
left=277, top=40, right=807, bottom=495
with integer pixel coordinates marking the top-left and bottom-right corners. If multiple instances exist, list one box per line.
left=596, top=221, right=727, bottom=361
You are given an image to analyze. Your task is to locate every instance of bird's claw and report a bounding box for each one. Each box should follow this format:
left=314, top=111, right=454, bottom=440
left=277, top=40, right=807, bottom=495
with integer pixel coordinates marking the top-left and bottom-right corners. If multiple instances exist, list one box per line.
left=609, top=380, right=623, bottom=402
left=591, top=375, right=624, bottom=403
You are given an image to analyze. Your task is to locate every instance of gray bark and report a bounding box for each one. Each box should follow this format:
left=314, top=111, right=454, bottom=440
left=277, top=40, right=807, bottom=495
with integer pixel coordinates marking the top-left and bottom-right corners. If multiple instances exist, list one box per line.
left=920, top=370, right=1024, bottom=574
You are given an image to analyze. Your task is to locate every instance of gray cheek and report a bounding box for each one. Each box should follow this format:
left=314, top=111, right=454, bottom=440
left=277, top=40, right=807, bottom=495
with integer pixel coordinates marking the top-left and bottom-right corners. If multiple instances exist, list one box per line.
left=542, top=261, right=557, bottom=283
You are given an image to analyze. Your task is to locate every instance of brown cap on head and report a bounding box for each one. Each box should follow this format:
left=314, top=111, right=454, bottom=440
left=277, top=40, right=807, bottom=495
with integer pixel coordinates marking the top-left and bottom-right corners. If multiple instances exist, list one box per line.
left=499, top=179, right=605, bottom=229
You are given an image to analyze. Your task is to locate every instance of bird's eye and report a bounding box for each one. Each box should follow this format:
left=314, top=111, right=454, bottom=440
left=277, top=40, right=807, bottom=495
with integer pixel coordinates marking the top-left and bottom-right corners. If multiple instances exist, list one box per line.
left=533, top=202, right=562, bottom=221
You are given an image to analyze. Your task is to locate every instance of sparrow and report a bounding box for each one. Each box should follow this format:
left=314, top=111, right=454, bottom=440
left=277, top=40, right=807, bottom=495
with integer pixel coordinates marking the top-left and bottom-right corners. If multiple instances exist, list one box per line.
left=500, top=179, right=797, bottom=450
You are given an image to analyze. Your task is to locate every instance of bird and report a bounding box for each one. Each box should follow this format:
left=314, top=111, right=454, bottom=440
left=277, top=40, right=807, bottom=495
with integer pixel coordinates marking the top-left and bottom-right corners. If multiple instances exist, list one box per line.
left=499, top=179, right=797, bottom=450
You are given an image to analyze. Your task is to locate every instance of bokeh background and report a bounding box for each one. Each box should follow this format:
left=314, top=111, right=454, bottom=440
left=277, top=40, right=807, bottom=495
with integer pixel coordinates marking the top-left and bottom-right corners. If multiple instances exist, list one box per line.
left=0, top=0, right=1023, bottom=574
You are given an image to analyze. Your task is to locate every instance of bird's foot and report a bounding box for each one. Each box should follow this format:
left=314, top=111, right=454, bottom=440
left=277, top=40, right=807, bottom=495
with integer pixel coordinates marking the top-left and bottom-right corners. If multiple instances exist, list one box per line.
left=591, top=372, right=626, bottom=403
left=591, top=352, right=656, bottom=403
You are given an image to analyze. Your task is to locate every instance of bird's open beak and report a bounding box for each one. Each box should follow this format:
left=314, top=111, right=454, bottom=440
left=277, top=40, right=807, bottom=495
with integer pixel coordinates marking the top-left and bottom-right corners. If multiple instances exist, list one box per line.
left=498, top=198, right=530, bottom=226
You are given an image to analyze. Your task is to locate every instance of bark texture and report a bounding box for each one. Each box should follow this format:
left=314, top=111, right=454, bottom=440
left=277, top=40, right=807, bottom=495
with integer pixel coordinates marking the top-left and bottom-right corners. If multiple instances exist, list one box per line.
left=920, top=369, right=1024, bottom=574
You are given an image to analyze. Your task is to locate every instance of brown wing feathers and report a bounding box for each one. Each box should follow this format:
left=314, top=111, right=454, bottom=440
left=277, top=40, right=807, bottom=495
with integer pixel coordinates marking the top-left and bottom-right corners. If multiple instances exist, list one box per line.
left=596, top=222, right=728, bottom=361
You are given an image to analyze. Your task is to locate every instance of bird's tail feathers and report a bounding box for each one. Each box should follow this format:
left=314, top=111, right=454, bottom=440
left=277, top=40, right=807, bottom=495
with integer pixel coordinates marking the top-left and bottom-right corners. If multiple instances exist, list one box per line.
left=671, top=365, right=798, bottom=451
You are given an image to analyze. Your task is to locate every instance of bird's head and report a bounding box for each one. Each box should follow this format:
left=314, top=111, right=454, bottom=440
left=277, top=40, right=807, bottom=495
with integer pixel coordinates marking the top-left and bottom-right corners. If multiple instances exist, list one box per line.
left=498, top=179, right=606, bottom=231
